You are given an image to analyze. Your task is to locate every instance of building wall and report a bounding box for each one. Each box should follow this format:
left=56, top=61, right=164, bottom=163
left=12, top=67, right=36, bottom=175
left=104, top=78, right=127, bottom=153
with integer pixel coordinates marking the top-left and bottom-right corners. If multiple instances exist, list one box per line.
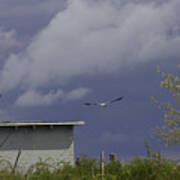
left=0, top=125, right=74, bottom=169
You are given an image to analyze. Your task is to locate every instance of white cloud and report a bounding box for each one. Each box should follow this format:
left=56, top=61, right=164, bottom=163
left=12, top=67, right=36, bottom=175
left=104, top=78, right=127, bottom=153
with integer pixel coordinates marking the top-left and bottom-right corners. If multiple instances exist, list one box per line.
left=15, top=89, right=64, bottom=106
left=64, top=88, right=92, bottom=102
left=0, top=0, right=180, bottom=92
left=15, top=87, right=91, bottom=107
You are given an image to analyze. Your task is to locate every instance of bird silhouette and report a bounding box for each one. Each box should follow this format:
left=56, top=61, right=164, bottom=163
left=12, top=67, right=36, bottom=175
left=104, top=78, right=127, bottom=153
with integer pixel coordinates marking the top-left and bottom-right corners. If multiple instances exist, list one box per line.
left=84, top=96, right=124, bottom=107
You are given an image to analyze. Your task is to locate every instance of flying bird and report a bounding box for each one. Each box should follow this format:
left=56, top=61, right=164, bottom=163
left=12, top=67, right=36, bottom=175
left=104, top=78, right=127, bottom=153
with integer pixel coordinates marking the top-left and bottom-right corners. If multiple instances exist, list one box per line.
left=84, top=96, right=124, bottom=107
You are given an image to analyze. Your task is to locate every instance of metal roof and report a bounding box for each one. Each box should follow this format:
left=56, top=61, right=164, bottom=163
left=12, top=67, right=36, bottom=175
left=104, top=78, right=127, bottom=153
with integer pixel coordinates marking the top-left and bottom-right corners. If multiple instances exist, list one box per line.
left=0, top=121, right=85, bottom=127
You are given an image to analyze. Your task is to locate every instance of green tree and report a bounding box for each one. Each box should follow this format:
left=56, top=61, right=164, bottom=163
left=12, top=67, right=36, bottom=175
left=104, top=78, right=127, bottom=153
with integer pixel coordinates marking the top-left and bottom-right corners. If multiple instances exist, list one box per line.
left=151, top=64, right=180, bottom=146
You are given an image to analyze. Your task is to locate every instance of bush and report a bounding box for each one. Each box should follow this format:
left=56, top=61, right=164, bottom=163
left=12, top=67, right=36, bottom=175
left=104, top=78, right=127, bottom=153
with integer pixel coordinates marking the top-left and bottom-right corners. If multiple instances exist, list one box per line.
left=0, top=152, right=180, bottom=180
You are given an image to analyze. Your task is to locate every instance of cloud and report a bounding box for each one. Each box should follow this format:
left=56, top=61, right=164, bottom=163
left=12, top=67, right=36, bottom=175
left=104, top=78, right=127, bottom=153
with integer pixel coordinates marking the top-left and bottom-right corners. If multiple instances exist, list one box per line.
left=0, top=0, right=66, bottom=18
left=64, top=88, right=92, bottom=102
left=0, top=27, right=22, bottom=54
left=15, top=87, right=91, bottom=107
left=0, top=0, right=180, bottom=92
left=15, top=89, right=64, bottom=106
left=0, top=27, right=23, bottom=62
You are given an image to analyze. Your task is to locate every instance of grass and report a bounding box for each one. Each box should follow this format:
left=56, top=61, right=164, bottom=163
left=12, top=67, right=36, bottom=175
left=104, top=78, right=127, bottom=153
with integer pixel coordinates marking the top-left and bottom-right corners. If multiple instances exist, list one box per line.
left=0, top=151, right=179, bottom=180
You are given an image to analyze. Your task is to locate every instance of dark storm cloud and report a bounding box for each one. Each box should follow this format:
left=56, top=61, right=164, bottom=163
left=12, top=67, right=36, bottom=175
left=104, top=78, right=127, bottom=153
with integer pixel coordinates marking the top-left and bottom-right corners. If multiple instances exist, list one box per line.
left=0, top=0, right=66, bottom=37
left=0, top=0, right=66, bottom=17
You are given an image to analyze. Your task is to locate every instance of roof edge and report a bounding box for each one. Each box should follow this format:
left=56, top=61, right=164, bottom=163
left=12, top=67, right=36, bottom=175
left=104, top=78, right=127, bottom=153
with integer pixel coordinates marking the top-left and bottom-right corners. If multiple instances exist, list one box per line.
left=0, top=121, right=85, bottom=127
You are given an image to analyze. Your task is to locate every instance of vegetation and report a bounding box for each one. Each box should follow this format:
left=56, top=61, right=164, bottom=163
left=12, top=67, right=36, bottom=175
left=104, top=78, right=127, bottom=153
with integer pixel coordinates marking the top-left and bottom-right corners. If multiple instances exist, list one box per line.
left=0, top=150, right=179, bottom=180
left=151, top=64, right=180, bottom=146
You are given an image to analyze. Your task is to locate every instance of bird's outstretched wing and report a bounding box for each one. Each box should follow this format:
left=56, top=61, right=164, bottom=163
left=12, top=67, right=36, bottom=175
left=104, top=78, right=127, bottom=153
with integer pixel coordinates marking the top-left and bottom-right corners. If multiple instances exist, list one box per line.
left=84, top=102, right=98, bottom=106
left=109, top=96, right=124, bottom=104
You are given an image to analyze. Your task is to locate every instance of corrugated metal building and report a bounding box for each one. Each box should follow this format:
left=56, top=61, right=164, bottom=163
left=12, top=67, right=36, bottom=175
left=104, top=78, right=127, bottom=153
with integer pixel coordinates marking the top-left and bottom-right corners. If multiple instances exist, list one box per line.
left=0, top=121, right=84, bottom=168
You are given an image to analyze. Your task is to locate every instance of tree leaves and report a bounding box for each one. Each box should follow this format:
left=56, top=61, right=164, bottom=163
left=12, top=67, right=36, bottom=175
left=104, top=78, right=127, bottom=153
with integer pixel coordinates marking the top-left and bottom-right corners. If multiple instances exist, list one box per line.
left=152, top=64, right=180, bottom=146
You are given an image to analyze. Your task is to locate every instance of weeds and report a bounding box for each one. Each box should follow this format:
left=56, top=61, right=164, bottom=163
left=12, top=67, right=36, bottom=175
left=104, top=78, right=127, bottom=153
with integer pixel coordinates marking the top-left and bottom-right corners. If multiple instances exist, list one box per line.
left=0, top=151, right=179, bottom=180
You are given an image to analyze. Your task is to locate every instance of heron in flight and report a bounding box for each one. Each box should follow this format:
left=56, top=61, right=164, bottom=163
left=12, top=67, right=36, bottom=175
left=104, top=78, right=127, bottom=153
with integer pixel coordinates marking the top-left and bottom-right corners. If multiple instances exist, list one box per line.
left=84, top=96, right=124, bottom=108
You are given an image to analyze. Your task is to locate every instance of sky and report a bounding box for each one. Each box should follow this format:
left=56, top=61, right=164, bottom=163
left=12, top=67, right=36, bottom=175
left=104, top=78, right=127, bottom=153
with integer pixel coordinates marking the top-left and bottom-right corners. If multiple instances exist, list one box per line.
left=0, top=0, right=180, bottom=159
